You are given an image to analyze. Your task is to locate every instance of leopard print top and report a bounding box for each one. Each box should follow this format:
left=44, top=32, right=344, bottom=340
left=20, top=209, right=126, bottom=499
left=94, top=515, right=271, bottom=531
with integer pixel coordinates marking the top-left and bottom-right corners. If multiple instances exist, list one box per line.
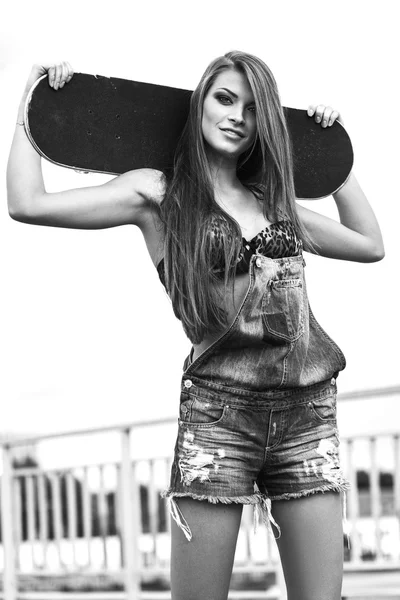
left=209, top=214, right=303, bottom=275
left=157, top=216, right=302, bottom=286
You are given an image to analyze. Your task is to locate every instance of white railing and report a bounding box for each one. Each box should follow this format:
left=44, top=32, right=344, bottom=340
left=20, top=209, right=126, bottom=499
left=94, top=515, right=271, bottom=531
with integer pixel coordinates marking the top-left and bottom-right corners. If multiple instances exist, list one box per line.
left=0, top=421, right=285, bottom=600
left=2, top=387, right=400, bottom=599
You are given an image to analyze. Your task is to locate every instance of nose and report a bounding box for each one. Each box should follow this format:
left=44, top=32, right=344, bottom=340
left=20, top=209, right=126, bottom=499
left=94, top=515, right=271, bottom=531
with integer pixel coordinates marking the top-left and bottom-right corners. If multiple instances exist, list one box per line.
left=228, top=106, right=245, bottom=125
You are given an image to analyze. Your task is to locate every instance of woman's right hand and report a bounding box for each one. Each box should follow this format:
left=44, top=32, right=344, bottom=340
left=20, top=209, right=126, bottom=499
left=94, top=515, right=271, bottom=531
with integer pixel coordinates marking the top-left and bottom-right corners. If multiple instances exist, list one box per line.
left=23, top=61, right=74, bottom=95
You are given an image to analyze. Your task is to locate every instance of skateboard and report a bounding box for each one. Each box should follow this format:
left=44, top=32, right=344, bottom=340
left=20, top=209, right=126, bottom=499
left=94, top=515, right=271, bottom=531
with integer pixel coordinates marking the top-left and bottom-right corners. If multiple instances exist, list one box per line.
left=24, top=72, right=353, bottom=200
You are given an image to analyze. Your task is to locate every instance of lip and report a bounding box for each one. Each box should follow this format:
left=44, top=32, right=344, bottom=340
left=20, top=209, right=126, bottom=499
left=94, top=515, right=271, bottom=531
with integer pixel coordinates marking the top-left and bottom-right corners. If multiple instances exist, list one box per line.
left=220, top=128, right=245, bottom=139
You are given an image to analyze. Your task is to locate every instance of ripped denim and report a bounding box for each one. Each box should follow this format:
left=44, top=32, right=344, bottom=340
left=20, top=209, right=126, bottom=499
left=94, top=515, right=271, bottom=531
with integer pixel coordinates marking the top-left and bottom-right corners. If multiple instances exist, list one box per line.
left=162, top=376, right=350, bottom=541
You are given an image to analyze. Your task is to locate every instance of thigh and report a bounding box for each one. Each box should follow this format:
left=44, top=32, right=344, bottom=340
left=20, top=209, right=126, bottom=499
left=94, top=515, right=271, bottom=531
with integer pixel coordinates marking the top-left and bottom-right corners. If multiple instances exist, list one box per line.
left=170, top=497, right=243, bottom=600
left=271, top=491, right=344, bottom=600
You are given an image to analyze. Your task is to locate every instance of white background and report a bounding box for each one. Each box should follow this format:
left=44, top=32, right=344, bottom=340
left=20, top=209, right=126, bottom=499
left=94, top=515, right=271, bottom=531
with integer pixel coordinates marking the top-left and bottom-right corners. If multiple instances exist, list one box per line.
left=1, top=0, right=399, bottom=464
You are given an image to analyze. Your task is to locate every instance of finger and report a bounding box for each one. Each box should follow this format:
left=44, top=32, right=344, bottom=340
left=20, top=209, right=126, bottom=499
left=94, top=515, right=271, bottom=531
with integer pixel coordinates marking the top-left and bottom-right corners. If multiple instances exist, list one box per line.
left=53, top=64, right=63, bottom=90
left=321, top=106, right=334, bottom=128
left=59, top=61, right=69, bottom=88
left=328, top=110, right=340, bottom=126
left=307, top=105, right=316, bottom=117
left=48, top=66, right=56, bottom=87
left=65, top=61, right=74, bottom=82
left=314, top=104, right=325, bottom=124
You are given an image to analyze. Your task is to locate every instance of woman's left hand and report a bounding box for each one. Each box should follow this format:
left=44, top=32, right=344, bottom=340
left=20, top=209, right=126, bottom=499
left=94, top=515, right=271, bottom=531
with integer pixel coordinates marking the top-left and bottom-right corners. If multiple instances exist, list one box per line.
left=307, top=105, right=342, bottom=128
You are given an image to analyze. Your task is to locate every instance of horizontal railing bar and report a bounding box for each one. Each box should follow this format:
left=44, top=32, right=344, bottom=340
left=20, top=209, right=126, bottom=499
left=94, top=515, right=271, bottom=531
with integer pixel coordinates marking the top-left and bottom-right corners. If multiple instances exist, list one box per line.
left=0, top=592, right=282, bottom=600
left=341, top=591, right=400, bottom=598
left=12, top=463, right=118, bottom=478
left=5, top=426, right=400, bottom=452
left=1, top=595, right=127, bottom=600
left=3, top=586, right=400, bottom=600
left=11, top=456, right=172, bottom=478
left=1, top=587, right=400, bottom=600
left=14, top=564, right=281, bottom=577
left=1, top=385, right=399, bottom=449
left=343, top=563, right=400, bottom=572
left=338, top=385, right=400, bottom=401
left=0, top=595, right=128, bottom=600
left=15, top=570, right=128, bottom=577
left=0, top=418, right=177, bottom=449
left=340, top=432, right=400, bottom=440
left=14, top=561, right=400, bottom=577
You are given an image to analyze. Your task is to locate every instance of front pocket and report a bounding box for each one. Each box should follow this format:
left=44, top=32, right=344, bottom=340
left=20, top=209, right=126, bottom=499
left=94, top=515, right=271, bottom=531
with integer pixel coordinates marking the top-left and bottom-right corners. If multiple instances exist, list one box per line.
left=309, top=393, right=337, bottom=423
left=179, top=397, right=226, bottom=428
left=262, top=278, right=305, bottom=342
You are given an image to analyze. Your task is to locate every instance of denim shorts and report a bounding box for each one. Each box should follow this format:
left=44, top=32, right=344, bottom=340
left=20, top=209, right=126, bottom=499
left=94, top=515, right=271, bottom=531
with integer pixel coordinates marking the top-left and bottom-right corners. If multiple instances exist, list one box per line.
left=162, top=375, right=350, bottom=541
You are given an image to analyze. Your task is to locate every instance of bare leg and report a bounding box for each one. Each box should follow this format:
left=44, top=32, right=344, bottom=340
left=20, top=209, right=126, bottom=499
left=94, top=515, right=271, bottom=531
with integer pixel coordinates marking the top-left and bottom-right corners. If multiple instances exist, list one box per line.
left=271, top=491, right=344, bottom=600
left=170, top=497, right=243, bottom=600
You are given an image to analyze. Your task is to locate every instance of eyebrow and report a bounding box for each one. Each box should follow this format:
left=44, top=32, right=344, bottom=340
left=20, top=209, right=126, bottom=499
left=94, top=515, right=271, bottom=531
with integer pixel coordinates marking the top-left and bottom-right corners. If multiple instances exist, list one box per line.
left=215, top=87, right=255, bottom=105
left=216, top=87, right=238, bottom=98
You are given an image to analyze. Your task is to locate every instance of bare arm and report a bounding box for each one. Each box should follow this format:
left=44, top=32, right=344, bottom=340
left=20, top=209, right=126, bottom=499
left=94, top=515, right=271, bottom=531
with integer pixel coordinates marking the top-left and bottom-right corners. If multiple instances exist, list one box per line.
left=297, top=104, right=384, bottom=263
left=297, top=171, right=385, bottom=262
left=7, top=62, right=164, bottom=230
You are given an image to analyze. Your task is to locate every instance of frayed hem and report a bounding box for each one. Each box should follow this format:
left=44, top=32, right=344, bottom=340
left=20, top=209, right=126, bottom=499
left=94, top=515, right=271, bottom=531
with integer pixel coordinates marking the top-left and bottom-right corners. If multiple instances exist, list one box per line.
left=161, top=490, right=281, bottom=542
left=161, top=489, right=261, bottom=505
left=268, top=482, right=350, bottom=502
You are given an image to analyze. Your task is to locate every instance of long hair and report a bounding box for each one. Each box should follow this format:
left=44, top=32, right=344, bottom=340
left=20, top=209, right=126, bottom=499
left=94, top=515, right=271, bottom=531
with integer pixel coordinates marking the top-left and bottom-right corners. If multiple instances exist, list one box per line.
left=160, top=50, right=312, bottom=344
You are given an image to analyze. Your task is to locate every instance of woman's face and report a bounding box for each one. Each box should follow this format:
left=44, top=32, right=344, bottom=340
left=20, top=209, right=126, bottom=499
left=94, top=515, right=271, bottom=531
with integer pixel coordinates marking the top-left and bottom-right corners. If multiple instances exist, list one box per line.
left=202, top=69, right=257, bottom=161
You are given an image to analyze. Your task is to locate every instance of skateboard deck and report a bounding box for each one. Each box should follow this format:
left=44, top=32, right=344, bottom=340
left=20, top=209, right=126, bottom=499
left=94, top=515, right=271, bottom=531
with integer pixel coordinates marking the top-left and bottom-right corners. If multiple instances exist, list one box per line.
left=24, top=73, right=353, bottom=200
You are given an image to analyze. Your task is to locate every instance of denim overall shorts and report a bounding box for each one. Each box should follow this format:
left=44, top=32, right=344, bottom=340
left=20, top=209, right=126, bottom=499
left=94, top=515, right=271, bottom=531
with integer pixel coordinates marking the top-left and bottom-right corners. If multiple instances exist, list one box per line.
left=162, top=254, right=350, bottom=541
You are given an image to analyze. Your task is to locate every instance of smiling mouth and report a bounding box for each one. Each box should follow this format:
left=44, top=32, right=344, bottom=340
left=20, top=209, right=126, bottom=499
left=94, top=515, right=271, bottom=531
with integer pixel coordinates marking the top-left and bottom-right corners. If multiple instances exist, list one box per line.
left=220, top=128, right=245, bottom=139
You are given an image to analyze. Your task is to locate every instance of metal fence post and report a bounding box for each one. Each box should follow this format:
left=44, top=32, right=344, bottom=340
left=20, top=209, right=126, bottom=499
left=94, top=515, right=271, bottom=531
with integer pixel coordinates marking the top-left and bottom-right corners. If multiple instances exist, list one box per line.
left=120, top=428, right=140, bottom=599
left=1, top=445, right=17, bottom=600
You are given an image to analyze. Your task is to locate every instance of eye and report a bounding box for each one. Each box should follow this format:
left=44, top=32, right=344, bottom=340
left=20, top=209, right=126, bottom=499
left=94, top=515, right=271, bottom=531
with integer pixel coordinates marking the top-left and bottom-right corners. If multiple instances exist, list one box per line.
left=248, top=105, right=256, bottom=113
left=216, top=95, right=232, bottom=105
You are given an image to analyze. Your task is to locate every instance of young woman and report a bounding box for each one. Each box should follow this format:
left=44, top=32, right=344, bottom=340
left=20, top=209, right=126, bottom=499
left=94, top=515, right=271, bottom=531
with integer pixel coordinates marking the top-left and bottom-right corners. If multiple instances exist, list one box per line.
left=7, top=51, right=384, bottom=600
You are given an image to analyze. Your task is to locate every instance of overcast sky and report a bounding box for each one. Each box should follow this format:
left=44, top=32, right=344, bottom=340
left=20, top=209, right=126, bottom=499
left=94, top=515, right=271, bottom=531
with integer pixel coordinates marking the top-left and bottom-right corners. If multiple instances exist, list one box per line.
left=1, top=0, right=399, bottom=467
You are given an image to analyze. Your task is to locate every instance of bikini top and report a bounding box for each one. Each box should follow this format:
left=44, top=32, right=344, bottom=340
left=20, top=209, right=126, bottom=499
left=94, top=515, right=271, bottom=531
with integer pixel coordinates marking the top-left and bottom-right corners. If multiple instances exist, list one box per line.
left=156, top=217, right=302, bottom=288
